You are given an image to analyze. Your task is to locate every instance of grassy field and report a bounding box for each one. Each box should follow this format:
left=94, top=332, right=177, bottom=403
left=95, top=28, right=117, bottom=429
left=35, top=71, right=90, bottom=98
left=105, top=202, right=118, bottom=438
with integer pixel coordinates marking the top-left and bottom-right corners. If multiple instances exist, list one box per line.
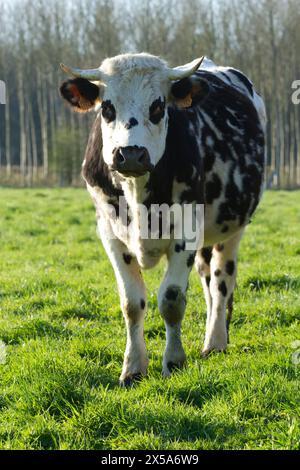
left=0, top=188, right=299, bottom=450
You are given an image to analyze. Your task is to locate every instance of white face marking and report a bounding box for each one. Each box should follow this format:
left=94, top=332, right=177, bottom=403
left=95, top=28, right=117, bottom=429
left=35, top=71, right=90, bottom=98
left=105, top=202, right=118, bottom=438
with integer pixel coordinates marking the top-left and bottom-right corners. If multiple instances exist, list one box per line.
left=100, top=70, right=169, bottom=169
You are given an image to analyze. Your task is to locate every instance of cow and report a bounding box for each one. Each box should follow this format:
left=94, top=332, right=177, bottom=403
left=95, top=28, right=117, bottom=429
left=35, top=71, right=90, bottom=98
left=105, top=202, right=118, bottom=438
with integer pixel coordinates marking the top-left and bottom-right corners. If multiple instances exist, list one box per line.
left=59, top=53, right=266, bottom=386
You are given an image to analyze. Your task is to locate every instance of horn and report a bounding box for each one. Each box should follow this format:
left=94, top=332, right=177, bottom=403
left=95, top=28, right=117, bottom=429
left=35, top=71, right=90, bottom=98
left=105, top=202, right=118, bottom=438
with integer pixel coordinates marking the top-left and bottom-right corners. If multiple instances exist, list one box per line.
left=168, top=57, right=204, bottom=81
left=60, top=63, right=105, bottom=82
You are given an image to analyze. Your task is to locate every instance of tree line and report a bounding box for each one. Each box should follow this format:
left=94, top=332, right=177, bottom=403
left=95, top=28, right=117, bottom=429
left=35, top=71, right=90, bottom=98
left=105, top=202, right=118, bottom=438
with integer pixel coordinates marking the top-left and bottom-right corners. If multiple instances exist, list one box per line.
left=0, top=0, right=299, bottom=188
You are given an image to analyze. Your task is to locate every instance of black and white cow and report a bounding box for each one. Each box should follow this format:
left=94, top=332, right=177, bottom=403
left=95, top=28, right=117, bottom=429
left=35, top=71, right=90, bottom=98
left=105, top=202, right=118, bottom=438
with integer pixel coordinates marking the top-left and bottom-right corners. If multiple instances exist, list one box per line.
left=60, top=53, right=265, bottom=386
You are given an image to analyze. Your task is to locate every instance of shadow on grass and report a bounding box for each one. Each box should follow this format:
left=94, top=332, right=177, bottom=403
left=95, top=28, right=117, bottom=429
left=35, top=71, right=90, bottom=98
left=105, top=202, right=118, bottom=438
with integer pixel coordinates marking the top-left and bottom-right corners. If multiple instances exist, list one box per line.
left=78, top=236, right=94, bottom=243
left=59, top=307, right=99, bottom=320
left=78, top=395, right=241, bottom=450
left=264, top=309, right=300, bottom=327
left=77, top=346, right=122, bottom=368
left=230, top=307, right=299, bottom=329
left=145, top=326, right=165, bottom=339
left=133, top=409, right=239, bottom=445
left=10, top=298, right=57, bottom=316
left=68, top=216, right=82, bottom=225
left=57, top=306, right=113, bottom=323
left=1, top=279, right=64, bottom=299
left=31, top=431, right=59, bottom=450
left=0, top=319, right=72, bottom=344
left=169, top=382, right=228, bottom=410
left=23, top=228, right=47, bottom=237
left=14, top=363, right=119, bottom=427
left=245, top=275, right=299, bottom=291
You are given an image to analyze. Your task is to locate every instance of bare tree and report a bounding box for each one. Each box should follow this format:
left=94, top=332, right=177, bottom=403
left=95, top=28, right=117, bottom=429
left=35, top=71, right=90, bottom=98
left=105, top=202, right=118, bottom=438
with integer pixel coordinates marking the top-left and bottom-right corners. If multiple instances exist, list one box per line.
left=0, top=0, right=299, bottom=188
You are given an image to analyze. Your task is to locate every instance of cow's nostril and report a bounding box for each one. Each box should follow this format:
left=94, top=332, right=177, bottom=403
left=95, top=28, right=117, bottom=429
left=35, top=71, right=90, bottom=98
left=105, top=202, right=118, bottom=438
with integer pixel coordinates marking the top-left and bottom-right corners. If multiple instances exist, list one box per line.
left=117, top=151, right=125, bottom=163
left=138, top=150, right=147, bottom=163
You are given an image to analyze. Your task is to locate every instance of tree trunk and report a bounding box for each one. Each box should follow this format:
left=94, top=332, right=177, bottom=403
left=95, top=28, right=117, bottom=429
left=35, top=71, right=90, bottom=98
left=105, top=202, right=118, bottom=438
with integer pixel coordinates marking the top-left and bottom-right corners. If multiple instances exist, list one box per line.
left=17, top=69, right=27, bottom=185
left=37, top=69, right=49, bottom=180
left=5, top=88, right=11, bottom=177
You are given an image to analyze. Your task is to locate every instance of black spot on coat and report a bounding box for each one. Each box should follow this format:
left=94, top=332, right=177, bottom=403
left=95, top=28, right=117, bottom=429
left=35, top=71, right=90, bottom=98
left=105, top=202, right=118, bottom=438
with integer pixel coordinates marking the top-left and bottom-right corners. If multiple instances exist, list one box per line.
left=123, top=253, right=132, bottom=265
left=101, top=100, right=116, bottom=123
left=175, top=241, right=186, bottom=252
left=125, top=117, right=138, bottom=129
left=82, top=115, right=123, bottom=201
left=205, top=173, right=222, bottom=204
left=165, top=286, right=179, bottom=301
left=218, top=281, right=227, bottom=297
left=149, top=97, right=166, bottom=124
left=187, top=253, right=196, bottom=267
left=201, top=247, right=212, bottom=265
left=226, top=260, right=235, bottom=276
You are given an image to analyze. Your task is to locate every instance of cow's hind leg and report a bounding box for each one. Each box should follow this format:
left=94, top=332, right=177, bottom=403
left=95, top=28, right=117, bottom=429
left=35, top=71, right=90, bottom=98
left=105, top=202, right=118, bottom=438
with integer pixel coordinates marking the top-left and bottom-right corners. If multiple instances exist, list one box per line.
left=195, top=247, right=213, bottom=339
left=202, top=229, right=244, bottom=356
left=98, top=220, right=148, bottom=387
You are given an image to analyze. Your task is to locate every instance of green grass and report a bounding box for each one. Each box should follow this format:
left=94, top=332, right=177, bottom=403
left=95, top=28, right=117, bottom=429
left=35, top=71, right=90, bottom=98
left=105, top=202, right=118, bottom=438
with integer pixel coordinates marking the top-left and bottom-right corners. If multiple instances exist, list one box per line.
left=0, top=188, right=299, bottom=450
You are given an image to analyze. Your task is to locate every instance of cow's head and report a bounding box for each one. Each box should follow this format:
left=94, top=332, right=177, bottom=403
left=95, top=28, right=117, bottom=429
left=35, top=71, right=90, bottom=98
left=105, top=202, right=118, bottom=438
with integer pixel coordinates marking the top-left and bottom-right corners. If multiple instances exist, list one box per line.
left=60, top=53, right=205, bottom=177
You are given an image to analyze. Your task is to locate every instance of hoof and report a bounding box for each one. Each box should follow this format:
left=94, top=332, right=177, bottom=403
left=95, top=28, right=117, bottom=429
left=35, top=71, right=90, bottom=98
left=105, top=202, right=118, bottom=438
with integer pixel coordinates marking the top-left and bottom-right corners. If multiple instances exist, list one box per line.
left=167, top=361, right=182, bottom=373
left=119, top=372, right=143, bottom=388
left=201, top=348, right=227, bottom=359
left=167, top=360, right=185, bottom=373
left=163, top=356, right=186, bottom=377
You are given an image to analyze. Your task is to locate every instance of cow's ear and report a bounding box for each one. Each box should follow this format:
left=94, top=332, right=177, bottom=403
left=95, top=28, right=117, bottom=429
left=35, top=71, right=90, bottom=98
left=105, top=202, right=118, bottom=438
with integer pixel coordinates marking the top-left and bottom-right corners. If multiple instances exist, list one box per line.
left=59, top=78, right=101, bottom=112
left=170, top=77, right=210, bottom=108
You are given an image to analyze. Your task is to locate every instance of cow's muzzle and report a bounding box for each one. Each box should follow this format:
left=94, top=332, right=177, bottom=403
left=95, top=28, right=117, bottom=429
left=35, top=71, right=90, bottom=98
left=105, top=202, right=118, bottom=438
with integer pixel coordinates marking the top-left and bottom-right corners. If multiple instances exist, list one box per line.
left=111, top=146, right=153, bottom=177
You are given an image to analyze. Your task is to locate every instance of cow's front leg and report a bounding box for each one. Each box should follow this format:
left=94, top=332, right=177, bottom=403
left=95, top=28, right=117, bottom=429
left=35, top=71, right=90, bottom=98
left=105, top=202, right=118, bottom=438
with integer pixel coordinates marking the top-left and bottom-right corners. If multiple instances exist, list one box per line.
left=98, top=220, right=148, bottom=386
left=158, top=241, right=195, bottom=377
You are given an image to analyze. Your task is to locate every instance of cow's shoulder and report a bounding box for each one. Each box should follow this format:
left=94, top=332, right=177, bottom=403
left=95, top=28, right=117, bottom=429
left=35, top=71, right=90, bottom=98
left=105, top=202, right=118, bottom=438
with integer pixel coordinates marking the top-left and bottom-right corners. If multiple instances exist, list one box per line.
left=195, top=58, right=266, bottom=130
left=197, top=58, right=254, bottom=98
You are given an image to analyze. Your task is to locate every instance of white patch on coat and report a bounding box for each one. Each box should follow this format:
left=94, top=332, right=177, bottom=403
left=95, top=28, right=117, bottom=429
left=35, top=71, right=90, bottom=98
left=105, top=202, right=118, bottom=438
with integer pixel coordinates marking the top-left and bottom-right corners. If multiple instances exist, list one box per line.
left=200, top=110, right=223, bottom=141
left=233, top=166, right=243, bottom=191
left=206, top=135, right=215, bottom=147
left=226, top=119, right=244, bottom=135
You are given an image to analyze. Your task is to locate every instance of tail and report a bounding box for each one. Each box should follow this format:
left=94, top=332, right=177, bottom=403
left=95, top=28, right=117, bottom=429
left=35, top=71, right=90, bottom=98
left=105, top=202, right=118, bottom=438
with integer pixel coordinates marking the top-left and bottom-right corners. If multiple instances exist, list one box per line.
left=226, top=292, right=234, bottom=343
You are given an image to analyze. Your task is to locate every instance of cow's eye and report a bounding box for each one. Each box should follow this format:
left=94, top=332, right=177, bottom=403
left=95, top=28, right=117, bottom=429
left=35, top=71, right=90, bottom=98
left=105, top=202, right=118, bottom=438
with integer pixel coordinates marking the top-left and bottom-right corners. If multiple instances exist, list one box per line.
left=101, top=100, right=116, bottom=123
left=149, top=97, right=165, bottom=124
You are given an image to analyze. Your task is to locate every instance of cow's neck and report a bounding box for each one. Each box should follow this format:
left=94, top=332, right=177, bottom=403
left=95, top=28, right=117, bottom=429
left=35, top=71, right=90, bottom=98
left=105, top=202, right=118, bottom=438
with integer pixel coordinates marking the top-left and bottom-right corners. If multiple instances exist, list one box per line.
left=120, top=173, right=150, bottom=209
